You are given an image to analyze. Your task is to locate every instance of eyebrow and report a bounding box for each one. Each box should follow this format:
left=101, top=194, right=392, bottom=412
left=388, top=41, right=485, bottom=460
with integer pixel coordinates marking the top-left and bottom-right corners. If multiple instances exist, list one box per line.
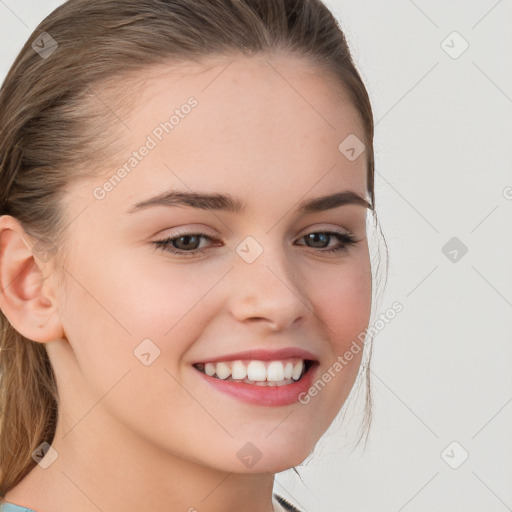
left=127, top=188, right=373, bottom=214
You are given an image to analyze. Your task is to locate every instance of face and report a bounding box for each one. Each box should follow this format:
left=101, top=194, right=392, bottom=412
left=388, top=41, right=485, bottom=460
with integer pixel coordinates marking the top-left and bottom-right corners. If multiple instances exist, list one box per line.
left=49, top=53, right=372, bottom=473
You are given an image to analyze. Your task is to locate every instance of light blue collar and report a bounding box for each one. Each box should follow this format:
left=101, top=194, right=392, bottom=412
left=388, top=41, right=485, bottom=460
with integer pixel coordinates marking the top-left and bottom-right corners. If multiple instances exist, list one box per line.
left=1, top=502, right=38, bottom=512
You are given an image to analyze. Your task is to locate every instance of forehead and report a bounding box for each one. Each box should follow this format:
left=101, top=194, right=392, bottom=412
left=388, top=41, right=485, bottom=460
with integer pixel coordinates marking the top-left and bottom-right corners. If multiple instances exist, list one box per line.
left=75, top=53, right=369, bottom=215
left=127, top=52, right=366, bottom=148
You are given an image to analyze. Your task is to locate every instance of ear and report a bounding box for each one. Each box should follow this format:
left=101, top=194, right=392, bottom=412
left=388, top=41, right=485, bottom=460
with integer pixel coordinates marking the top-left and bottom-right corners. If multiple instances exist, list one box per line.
left=0, top=215, right=64, bottom=343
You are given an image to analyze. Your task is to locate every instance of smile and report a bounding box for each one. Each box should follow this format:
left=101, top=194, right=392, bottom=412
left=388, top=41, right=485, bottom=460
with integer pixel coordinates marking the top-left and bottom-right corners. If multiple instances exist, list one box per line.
left=193, top=358, right=313, bottom=386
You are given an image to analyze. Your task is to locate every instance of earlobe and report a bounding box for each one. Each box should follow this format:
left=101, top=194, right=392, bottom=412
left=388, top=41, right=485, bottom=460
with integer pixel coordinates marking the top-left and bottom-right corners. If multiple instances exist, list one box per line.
left=0, top=215, right=64, bottom=343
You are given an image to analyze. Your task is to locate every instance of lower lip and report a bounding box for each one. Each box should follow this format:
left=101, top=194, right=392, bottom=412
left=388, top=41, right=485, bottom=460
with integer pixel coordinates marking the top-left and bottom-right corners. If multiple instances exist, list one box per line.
left=193, top=363, right=318, bottom=407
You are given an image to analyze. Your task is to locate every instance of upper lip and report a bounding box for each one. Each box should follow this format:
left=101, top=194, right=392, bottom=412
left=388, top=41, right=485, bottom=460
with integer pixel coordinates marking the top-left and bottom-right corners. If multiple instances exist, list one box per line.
left=193, top=347, right=319, bottom=365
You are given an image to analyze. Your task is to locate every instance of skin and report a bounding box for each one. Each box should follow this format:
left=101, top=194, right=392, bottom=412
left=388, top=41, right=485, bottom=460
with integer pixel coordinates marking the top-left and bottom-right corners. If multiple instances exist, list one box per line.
left=0, top=53, right=372, bottom=512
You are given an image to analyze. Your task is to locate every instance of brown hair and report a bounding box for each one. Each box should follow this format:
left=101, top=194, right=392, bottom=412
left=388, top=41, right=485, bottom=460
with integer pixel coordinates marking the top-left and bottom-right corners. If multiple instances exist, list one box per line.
left=0, top=0, right=387, bottom=497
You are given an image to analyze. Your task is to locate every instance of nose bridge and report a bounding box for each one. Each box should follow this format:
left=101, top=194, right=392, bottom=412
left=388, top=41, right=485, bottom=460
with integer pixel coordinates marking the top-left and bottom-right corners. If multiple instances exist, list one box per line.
left=229, top=234, right=311, bottom=327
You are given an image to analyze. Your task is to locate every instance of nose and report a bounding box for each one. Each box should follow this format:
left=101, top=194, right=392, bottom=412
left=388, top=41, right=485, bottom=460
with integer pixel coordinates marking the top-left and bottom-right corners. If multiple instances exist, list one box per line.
left=228, top=241, right=312, bottom=331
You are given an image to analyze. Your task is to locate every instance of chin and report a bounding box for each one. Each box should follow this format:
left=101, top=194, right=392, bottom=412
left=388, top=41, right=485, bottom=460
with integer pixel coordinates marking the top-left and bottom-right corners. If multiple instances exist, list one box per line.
left=242, top=443, right=313, bottom=474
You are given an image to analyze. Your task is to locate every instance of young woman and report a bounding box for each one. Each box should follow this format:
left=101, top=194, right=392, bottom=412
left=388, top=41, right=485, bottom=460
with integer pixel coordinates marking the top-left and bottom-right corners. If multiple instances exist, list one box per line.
left=0, top=1, right=386, bottom=510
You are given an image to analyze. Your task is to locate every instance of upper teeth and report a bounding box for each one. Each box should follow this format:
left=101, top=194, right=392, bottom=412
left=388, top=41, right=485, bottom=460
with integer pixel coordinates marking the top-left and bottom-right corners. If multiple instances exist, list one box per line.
left=197, top=359, right=306, bottom=382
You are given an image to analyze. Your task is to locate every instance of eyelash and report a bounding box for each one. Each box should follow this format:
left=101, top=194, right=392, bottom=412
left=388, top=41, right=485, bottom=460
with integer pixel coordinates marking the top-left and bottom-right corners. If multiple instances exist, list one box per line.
left=152, top=229, right=359, bottom=257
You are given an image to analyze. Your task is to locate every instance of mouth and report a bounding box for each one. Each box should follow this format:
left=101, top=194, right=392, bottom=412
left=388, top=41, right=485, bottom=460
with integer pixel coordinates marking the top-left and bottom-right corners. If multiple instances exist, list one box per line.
left=192, top=358, right=315, bottom=386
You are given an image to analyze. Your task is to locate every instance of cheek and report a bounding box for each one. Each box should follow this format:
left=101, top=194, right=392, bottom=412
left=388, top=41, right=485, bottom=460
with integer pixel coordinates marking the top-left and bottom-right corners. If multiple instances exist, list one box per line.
left=287, top=258, right=371, bottom=438
left=315, top=259, right=372, bottom=349
left=65, top=244, right=217, bottom=338
left=55, top=256, right=207, bottom=426
left=57, top=252, right=232, bottom=409
left=116, top=259, right=230, bottom=348
left=309, top=256, right=372, bottom=400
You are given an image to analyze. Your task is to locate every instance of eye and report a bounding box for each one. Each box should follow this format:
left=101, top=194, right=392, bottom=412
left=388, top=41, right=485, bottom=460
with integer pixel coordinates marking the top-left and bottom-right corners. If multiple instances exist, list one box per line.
left=153, top=230, right=216, bottom=257
left=295, top=230, right=359, bottom=254
left=152, top=229, right=360, bottom=257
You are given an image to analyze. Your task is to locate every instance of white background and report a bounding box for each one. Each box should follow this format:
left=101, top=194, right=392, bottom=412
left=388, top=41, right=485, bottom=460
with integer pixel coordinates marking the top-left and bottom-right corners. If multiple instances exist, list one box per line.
left=1, top=1, right=511, bottom=511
